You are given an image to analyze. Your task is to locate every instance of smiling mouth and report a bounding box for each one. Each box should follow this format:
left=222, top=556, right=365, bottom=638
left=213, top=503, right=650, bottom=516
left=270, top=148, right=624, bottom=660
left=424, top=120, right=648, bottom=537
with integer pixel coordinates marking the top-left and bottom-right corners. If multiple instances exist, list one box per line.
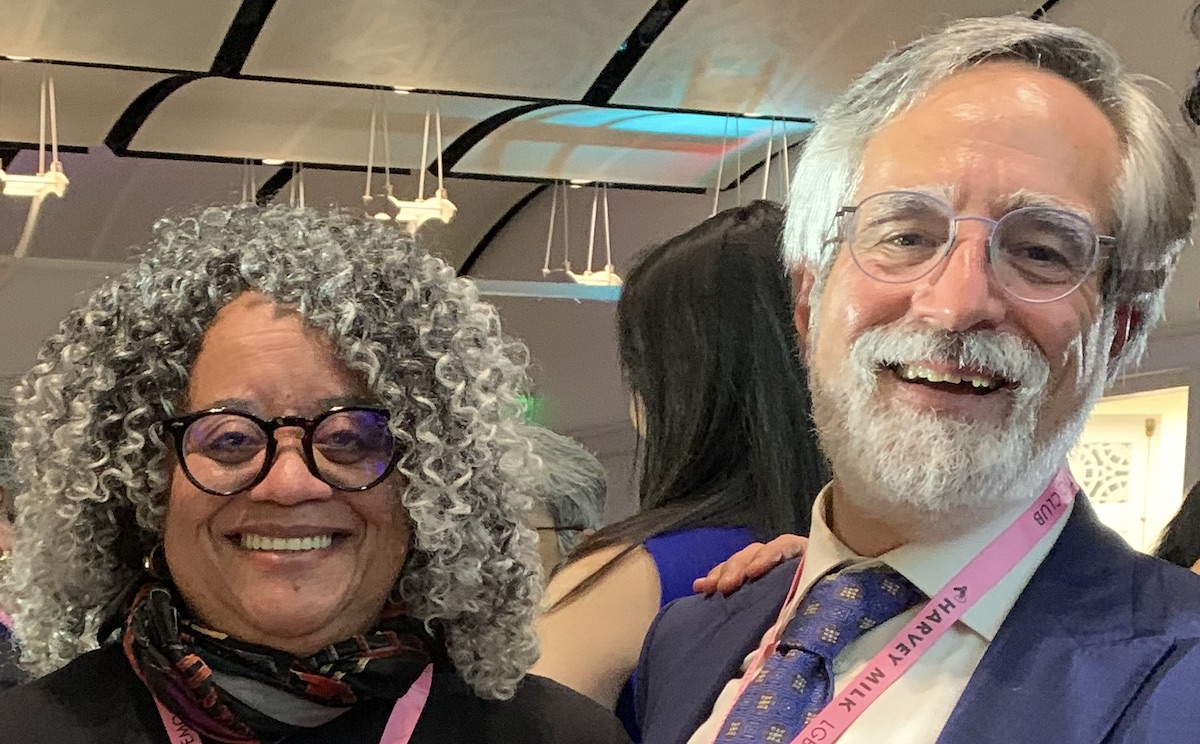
left=884, top=363, right=1016, bottom=395
left=234, top=533, right=347, bottom=552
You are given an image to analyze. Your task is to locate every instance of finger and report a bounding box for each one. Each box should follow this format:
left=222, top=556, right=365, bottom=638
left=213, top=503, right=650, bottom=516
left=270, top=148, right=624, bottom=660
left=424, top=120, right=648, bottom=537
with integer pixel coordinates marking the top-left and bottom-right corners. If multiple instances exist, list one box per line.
left=715, top=543, right=768, bottom=592
left=747, top=537, right=808, bottom=573
left=692, top=566, right=722, bottom=594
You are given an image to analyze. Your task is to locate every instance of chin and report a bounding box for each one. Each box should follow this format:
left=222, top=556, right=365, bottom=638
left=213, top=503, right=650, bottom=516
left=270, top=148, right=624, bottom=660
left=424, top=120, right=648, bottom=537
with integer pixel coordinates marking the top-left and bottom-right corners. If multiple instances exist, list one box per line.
left=821, top=394, right=1046, bottom=527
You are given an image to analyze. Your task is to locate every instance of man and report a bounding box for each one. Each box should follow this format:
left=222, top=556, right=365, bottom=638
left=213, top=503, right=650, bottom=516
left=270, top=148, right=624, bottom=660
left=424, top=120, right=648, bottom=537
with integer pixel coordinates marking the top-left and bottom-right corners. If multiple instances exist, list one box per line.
left=636, top=16, right=1200, bottom=744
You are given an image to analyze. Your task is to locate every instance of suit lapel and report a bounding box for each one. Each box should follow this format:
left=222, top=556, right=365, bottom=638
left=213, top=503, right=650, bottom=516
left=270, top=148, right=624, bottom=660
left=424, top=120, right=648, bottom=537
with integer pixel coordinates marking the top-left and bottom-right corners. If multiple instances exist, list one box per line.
left=937, top=498, right=1173, bottom=744
left=655, top=559, right=799, bottom=742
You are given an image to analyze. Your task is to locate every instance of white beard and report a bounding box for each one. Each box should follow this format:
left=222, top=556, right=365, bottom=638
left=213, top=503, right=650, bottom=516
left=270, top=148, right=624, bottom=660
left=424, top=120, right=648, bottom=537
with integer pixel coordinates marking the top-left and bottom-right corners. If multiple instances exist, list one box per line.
left=811, top=319, right=1111, bottom=534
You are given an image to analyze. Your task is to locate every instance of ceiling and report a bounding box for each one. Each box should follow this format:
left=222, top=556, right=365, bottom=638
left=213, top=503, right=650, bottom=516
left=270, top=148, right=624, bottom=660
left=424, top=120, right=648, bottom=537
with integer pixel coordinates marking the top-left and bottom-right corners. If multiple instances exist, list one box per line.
left=0, top=0, right=1198, bottom=481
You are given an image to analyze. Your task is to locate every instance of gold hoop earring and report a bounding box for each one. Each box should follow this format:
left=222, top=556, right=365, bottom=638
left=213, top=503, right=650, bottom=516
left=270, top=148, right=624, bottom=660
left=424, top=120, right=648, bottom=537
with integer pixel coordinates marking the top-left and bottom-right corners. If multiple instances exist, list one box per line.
left=142, top=543, right=168, bottom=580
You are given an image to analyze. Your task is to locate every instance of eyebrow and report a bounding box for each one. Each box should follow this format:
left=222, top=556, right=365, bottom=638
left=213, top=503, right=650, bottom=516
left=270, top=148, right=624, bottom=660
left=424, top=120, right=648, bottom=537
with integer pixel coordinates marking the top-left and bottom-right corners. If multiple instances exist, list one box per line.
left=993, top=190, right=1098, bottom=224
left=193, top=394, right=378, bottom=415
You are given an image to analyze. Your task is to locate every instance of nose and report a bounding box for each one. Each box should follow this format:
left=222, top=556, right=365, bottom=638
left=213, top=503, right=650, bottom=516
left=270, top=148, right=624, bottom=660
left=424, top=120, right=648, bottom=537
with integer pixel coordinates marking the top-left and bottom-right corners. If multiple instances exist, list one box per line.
left=908, top=219, right=1008, bottom=332
left=248, top=432, right=334, bottom=505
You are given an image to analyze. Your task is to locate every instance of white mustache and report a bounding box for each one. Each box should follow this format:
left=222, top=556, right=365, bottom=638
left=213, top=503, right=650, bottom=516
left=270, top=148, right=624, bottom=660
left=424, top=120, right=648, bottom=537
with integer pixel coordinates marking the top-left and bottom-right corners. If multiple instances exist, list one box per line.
left=848, top=324, right=1050, bottom=395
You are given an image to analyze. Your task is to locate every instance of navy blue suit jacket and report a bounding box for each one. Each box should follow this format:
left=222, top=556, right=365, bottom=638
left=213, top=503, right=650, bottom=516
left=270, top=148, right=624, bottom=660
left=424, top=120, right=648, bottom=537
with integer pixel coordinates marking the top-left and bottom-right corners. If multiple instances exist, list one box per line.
left=635, top=498, right=1200, bottom=743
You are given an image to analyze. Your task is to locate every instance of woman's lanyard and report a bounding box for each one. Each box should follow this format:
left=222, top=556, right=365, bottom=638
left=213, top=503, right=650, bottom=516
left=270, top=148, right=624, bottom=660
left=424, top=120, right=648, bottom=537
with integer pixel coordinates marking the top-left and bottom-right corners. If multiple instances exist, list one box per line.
left=155, top=663, right=434, bottom=744
left=711, top=466, right=1078, bottom=744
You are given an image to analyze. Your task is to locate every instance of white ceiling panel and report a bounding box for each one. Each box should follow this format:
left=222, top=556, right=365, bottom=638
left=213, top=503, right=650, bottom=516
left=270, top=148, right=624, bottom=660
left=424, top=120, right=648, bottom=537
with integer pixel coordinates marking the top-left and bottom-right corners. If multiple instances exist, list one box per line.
left=129, top=78, right=520, bottom=167
left=612, top=0, right=1041, bottom=116
left=0, top=0, right=242, bottom=71
left=452, top=105, right=812, bottom=189
left=0, top=62, right=166, bottom=146
left=242, top=0, right=651, bottom=99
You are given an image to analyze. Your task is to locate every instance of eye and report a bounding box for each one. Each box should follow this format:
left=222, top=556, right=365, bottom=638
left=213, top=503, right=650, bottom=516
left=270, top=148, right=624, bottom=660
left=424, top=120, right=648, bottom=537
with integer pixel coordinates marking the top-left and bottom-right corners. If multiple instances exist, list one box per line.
left=314, top=425, right=373, bottom=464
left=185, top=415, right=265, bottom=464
left=881, top=229, right=942, bottom=249
left=1016, top=244, right=1069, bottom=265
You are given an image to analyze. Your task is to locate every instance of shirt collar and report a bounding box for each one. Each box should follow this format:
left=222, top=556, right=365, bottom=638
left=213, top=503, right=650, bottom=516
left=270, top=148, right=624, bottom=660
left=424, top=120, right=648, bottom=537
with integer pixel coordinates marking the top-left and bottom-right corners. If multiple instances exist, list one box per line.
left=795, top=480, right=1073, bottom=642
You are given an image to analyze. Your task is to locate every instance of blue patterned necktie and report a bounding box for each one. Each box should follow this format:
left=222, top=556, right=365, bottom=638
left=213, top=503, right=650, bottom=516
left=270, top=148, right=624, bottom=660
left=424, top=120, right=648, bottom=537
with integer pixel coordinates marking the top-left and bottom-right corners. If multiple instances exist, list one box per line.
left=721, top=565, right=924, bottom=743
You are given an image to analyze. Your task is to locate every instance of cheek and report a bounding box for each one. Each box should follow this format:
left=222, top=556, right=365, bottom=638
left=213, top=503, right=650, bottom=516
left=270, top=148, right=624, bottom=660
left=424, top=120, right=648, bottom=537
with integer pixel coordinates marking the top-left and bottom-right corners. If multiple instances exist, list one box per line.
left=164, top=474, right=216, bottom=541
left=812, top=263, right=913, bottom=369
left=362, top=481, right=413, bottom=561
left=1013, top=297, right=1106, bottom=381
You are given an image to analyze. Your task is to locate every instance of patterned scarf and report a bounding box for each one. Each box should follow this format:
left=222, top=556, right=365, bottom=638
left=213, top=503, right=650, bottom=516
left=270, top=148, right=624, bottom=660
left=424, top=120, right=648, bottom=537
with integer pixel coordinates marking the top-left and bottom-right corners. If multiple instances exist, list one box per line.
left=122, top=582, right=438, bottom=744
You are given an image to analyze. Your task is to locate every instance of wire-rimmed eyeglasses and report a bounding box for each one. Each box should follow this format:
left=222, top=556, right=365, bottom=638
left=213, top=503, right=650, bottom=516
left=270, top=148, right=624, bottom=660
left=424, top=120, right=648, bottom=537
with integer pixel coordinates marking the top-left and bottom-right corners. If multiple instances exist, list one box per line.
left=834, top=190, right=1115, bottom=304
left=163, top=406, right=401, bottom=497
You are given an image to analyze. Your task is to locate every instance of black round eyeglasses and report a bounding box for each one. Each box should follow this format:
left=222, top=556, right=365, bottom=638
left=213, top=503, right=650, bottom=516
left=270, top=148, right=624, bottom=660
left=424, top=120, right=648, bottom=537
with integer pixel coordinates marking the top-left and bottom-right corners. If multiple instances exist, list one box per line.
left=162, top=406, right=401, bottom=496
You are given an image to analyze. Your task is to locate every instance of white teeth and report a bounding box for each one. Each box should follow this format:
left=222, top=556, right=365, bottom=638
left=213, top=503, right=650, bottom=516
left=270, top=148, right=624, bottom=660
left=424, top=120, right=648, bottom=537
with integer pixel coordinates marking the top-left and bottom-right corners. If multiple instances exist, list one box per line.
left=240, top=534, right=334, bottom=551
left=896, top=365, right=998, bottom=389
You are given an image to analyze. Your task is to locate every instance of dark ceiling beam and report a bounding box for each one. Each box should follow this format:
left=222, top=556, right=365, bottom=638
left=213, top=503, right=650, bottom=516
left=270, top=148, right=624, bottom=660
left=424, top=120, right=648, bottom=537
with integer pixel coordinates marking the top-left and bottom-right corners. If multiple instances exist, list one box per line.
left=210, top=0, right=279, bottom=76
left=438, top=102, right=551, bottom=172
left=0, top=142, right=89, bottom=165
left=105, top=0, right=275, bottom=157
left=1030, top=0, right=1063, bottom=20
left=104, top=74, right=202, bottom=154
left=458, top=184, right=548, bottom=276
left=583, top=0, right=691, bottom=105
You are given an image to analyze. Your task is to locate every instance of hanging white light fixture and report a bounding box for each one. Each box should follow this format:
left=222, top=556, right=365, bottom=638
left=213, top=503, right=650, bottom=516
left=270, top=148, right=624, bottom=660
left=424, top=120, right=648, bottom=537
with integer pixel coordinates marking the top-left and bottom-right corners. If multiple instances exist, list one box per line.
left=362, top=93, right=456, bottom=234
left=0, top=73, right=69, bottom=258
left=473, top=180, right=622, bottom=302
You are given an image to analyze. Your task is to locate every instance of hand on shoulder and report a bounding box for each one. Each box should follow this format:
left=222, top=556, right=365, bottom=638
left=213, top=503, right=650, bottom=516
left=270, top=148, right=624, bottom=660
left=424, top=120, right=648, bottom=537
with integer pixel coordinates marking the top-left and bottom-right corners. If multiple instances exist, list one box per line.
left=692, top=534, right=808, bottom=596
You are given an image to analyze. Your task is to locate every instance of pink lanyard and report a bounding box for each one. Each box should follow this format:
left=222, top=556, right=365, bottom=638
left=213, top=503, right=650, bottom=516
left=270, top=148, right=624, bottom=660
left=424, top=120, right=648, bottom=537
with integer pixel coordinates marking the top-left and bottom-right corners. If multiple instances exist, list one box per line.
left=156, top=663, right=434, bottom=744
left=711, top=467, right=1078, bottom=744
left=0, top=609, right=12, bottom=633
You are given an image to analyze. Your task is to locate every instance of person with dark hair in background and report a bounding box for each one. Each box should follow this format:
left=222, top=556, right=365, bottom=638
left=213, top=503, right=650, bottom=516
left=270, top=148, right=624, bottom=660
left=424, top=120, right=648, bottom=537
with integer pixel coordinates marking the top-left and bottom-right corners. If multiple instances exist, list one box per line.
left=1155, top=481, right=1200, bottom=573
left=523, top=425, right=607, bottom=579
left=533, top=200, right=828, bottom=740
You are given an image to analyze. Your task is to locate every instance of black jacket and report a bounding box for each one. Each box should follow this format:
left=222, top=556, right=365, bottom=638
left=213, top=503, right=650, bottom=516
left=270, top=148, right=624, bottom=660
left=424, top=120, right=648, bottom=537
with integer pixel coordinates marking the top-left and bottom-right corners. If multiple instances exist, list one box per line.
left=0, top=643, right=631, bottom=744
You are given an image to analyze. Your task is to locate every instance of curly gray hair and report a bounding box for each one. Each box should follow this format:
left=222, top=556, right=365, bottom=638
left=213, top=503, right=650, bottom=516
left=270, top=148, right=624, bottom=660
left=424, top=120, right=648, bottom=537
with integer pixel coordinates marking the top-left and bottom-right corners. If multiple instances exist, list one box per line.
left=0, top=205, right=544, bottom=700
left=784, top=15, right=1195, bottom=377
left=523, top=425, right=606, bottom=555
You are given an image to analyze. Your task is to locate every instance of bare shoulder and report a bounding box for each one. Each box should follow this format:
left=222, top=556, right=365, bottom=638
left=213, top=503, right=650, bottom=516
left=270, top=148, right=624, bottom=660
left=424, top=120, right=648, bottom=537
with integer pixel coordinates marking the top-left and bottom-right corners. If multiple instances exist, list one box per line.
left=541, top=543, right=661, bottom=608
left=533, top=543, right=663, bottom=709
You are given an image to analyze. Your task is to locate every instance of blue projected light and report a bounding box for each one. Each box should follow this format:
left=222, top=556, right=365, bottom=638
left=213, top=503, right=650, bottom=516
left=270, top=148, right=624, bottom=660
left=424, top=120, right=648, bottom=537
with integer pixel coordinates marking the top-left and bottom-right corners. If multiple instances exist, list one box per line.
left=539, top=108, right=811, bottom=139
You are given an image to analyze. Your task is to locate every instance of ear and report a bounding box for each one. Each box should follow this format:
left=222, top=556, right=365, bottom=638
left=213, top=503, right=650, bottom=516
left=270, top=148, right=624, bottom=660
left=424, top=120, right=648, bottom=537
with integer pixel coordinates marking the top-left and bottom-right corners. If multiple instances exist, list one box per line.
left=792, top=264, right=817, bottom=350
left=1109, top=303, right=1140, bottom=363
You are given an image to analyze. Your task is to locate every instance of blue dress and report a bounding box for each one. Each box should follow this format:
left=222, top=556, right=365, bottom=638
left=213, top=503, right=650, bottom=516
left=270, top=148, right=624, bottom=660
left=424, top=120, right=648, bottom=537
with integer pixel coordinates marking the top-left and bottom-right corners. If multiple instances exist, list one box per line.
left=615, top=526, right=756, bottom=742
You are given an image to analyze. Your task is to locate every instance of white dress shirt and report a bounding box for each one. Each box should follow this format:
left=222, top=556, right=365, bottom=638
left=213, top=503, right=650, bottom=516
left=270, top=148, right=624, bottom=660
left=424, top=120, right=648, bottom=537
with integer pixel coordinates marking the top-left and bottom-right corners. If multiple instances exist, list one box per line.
left=687, top=486, right=1073, bottom=744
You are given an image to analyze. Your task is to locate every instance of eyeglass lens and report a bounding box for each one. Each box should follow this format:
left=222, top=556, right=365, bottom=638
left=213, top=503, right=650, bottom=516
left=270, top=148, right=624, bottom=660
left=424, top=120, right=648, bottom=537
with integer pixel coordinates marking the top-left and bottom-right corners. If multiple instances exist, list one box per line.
left=845, top=191, right=1099, bottom=302
left=179, top=409, right=395, bottom=494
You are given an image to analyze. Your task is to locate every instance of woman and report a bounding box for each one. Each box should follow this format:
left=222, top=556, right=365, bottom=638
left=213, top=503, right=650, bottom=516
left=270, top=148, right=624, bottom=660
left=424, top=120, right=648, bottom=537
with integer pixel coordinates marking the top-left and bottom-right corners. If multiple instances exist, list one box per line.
left=533, top=200, right=828, bottom=738
left=0, top=206, right=631, bottom=743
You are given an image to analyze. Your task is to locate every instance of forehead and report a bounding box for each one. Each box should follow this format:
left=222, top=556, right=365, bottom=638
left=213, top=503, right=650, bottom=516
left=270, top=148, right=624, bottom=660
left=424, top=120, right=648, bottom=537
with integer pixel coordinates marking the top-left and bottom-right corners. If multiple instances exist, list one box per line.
left=187, top=292, right=366, bottom=411
left=855, top=61, right=1122, bottom=226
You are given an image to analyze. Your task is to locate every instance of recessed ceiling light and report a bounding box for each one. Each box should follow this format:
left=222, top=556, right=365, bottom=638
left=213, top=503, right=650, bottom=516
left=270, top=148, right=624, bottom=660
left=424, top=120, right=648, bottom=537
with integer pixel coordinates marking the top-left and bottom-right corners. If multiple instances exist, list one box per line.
left=393, top=86, right=414, bottom=95
left=743, top=112, right=766, bottom=118
left=569, top=179, right=592, bottom=186
left=261, top=158, right=286, bottom=166
left=5, top=55, right=33, bottom=62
